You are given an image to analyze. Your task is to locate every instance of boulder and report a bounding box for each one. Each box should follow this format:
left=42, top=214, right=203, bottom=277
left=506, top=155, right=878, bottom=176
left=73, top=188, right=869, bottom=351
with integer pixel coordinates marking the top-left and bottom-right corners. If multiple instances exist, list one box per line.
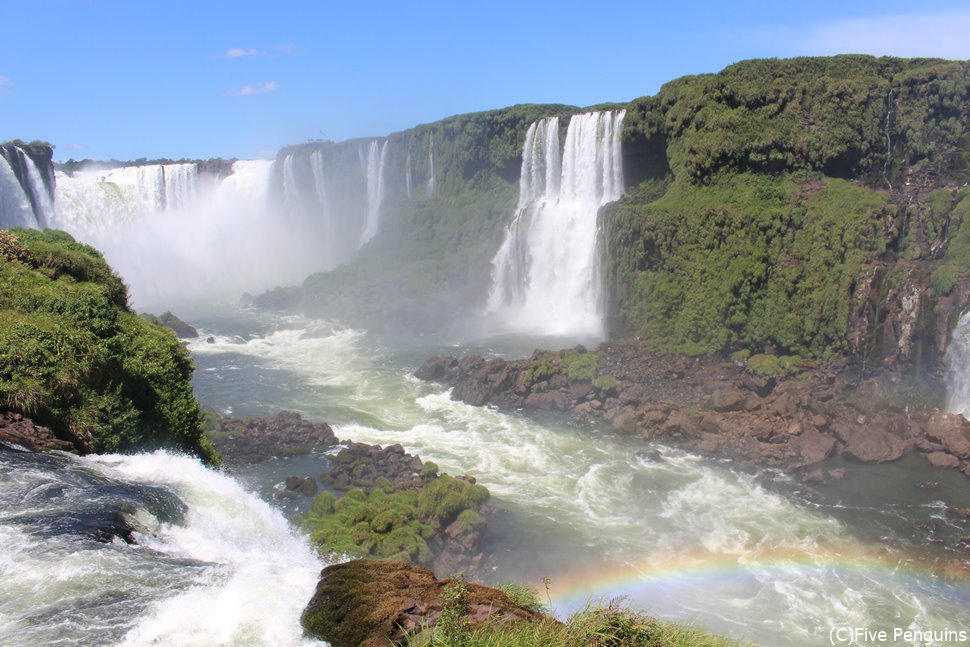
left=926, top=413, right=970, bottom=459
left=926, top=452, right=960, bottom=469
left=301, top=560, right=544, bottom=646
left=843, top=428, right=907, bottom=463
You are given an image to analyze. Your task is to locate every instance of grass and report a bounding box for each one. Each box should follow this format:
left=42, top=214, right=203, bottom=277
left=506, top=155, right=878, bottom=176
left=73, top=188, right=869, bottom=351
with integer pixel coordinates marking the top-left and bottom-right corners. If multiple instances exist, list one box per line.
left=408, top=598, right=748, bottom=647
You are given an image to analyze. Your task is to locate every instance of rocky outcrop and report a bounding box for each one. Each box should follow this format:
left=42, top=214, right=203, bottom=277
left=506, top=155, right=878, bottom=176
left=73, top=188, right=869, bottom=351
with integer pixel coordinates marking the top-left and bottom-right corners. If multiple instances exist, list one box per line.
left=0, top=411, right=77, bottom=453
left=204, top=410, right=338, bottom=463
left=301, top=560, right=545, bottom=646
left=140, top=311, right=198, bottom=339
left=417, top=343, right=970, bottom=480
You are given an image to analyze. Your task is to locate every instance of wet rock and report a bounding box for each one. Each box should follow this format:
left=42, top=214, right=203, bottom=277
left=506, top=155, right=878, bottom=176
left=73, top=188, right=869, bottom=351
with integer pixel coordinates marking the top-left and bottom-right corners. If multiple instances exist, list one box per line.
left=206, top=411, right=337, bottom=464
left=301, top=560, right=545, bottom=646
left=141, top=311, right=198, bottom=339
left=926, top=452, right=961, bottom=469
left=843, top=428, right=908, bottom=463
left=926, top=413, right=970, bottom=459
left=710, top=387, right=746, bottom=412
left=0, top=411, right=77, bottom=453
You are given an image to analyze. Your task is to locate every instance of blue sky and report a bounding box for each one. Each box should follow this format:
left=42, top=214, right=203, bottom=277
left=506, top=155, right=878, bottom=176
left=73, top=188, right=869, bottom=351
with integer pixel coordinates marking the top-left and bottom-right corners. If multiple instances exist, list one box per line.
left=2, top=0, right=970, bottom=161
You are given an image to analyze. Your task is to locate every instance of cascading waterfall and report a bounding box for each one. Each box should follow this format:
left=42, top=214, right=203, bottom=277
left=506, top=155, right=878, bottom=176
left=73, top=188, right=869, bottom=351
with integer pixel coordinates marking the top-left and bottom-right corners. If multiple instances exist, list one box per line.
left=427, top=136, right=435, bottom=197
left=360, top=140, right=388, bottom=246
left=309, top=150, right=336, bottom=261
left=486, top=110, right=626, bottom=337
left=0, top=146, right=56, bottom=228
left=405, top=151, right=413, bottom=199
left=281, top=153, right=303, bottom=217
left=945, top=310, right=970, bottom=417
left=0, top=154, right=37, bottom=228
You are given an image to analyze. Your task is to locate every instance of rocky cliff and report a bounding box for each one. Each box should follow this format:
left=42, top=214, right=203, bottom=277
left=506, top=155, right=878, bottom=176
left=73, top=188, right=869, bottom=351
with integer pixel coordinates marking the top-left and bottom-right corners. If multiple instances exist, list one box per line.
left=606, top=56, right=970, bottom=375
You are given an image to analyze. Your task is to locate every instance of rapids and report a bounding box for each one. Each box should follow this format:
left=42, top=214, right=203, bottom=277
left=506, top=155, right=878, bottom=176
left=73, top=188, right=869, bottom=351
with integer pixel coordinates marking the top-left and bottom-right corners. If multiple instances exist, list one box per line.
left=184, top=307, right=970, bottom=647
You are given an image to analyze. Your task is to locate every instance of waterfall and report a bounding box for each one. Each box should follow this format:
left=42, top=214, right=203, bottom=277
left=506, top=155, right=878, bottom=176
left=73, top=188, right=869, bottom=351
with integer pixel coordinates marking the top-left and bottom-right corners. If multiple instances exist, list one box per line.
left=281, top=153, right=303, bottom=217
left=0, top=146, right=56, bottom=228
left=359, top=140, right=387, bottom=246
left=309, top=150, right=335, bottom=260
left=405, top=151, right=413, bottom=199
left=945, top=310, right=970, bottom=417
left=427, top=136, right=435, bottom=198
left=0, top=153, right=37, bottom=228
left=486, top=110, right=626, bottom=337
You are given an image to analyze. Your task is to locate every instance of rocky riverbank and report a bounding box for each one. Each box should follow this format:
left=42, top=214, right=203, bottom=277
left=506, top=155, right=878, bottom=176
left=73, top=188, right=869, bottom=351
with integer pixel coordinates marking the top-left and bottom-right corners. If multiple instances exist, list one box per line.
left=205, top=411, right=491, bottom=577
left=416, top=343, right=970, bottom=482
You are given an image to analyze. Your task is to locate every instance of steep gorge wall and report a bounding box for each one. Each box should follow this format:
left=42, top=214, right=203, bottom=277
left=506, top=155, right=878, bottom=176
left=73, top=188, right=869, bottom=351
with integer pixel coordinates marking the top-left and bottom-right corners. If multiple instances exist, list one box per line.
left=288, top=104, right=590, bottom=330
left=604, top=56, right=970, bottom=374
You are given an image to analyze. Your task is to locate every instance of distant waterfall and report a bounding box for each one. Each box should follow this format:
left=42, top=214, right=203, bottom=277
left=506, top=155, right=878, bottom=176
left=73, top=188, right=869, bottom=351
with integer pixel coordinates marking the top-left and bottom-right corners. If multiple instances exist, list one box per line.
left=360, top=140, right=388, bottom=246
left=427, top=136, right=436, bottom=198
left=486, top=110, right=626, bottom=337
left=0, top=145, right=56, bottom=228
left=405, top=151, right=413, bottom=199
left=945, top=311, right=970, bottom=418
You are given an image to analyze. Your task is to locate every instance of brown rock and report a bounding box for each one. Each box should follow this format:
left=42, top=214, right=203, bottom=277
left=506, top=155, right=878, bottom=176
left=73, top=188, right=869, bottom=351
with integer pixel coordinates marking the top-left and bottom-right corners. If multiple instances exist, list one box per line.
left=710, top=388, right=746, bottom=412
left=926, top=452, right=961, bottom=469
left=795, top=428, right=836, bottom=465
left=843, top=429, right=907, bottom=463
left=926, top=413, right=970, bottom=459
left=300, top=560, right=546, bottom=646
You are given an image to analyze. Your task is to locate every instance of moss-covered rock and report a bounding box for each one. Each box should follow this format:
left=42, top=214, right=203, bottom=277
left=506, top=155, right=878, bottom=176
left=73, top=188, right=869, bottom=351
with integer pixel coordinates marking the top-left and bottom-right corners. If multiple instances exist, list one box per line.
left=0, top=228, right=218, bottom=463
left=300, top=560, right=544, bottom=647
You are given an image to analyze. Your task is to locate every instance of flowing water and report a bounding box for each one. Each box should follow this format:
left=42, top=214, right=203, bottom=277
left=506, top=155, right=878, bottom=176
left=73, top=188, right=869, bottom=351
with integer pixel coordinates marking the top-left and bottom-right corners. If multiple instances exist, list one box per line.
left=487, top=110, right=625, bottom=338
left=4, top=116, right=970, bottom=646
left=179, top=306, right=968, bottom=647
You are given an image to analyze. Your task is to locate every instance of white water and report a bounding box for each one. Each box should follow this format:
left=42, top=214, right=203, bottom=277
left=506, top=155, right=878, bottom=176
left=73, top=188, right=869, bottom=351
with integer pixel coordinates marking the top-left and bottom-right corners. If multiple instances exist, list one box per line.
left=360, top=140, right=388, bottom=246
left=427, top=136, right=435, bottom=198
left=405, top=151, right=413, bottom=199
left=0, top=152, right=38, bottom=228
left=0, top=450, right=323, bottom=647
left=21, top=150, right=56, bottom=228
left=487, top=110, right=625, bottom=338
left=0, top=146, right=56, bottom=228
left=51, top=160, right=330, bottom=308
left=183, top=310, right=970, bottom=647
left=945, top=310, right=970, bottom=417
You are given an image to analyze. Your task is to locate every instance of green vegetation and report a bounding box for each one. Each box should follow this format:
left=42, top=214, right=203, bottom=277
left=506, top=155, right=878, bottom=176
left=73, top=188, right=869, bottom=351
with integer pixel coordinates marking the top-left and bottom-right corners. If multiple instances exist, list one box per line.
left=298, top=474, right=488, bottom=563
left=560, top=350, right=599, bottom=382
left=929, top=188, right=970, bottom=294
left=0, top=228, right=217, bottom=462
left=410, top=599, right=746, bottom=647
left=605, top=56, right=970, bottom=360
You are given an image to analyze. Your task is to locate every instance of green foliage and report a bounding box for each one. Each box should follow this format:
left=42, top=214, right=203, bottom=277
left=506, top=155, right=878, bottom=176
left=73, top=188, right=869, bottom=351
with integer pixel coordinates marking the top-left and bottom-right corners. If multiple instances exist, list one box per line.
left=521, top=357, right=556, bottom=386
left=624, top=56, right=970, bottom=187
left=591, top=374, right=618, bottom=392
left=496, top=584, right=545, bottom=615
left=745, top=354, right=804, bottom=378
left=409, top=600, right=746, bottom=647
left=299, top=486, right=433, bottom=563
left=559, top=350, right=599, bottom=382
left=456, top=509, right=485, bottom=532
left=300, top=474, right=488, bottom=563
left=436, top=575, right=471, bottom=645
left=603, top=174, right=891, bottom=358
left=929, top=189, right=970, bottom=294
left=0, top=229, right=216, bottom=463
left=421, top=461, right=440, bottom=478
left=418, top=475, right=490, bottom=526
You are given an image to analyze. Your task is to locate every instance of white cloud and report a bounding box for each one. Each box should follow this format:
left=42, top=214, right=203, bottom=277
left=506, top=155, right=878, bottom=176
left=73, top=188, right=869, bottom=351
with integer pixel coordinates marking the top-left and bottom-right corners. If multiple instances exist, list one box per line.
left=794, top=11, right=970, bottom=59
left=226, top=81, right=279, bottom=96
left=224, top=47, right=265, bottom=58
left=0, top=76, right=13, bottom=85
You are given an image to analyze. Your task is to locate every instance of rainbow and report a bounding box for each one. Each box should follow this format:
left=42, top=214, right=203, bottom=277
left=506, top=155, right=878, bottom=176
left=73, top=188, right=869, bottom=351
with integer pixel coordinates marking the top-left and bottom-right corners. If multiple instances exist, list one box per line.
left=539, top=544, right=970, bottom=615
